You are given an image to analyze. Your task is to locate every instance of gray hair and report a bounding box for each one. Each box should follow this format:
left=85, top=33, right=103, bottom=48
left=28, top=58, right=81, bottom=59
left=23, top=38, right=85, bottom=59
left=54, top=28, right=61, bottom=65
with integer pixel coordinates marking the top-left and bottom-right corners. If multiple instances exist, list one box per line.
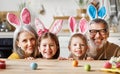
left=13, top=25, right=39, bottom=58
left=88, top=18, right=109, bottom=31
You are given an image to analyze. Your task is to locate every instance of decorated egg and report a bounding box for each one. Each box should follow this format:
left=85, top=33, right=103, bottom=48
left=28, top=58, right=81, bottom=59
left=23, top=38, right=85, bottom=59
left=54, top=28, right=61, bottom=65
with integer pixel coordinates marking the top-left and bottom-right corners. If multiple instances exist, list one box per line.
left=0, top=60, right=6, bottom=69
left=116, top=62, right=120, bottom=68
left=30, top=62, right=38, bottom=70
left=84, top=64, right=91, bottom=71
left=104, top=61, right=112, bottom=69
left=72, top=60, right=78, bottom=67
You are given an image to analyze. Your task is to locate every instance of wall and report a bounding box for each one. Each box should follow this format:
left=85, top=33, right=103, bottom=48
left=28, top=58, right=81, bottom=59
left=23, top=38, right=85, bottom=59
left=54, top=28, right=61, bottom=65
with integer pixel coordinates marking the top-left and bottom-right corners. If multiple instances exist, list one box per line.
left=0, top=0, right=25, bottom=11
left=0, top=0, right=119, bottom=31
left=0, top=0, right=79, bottom=28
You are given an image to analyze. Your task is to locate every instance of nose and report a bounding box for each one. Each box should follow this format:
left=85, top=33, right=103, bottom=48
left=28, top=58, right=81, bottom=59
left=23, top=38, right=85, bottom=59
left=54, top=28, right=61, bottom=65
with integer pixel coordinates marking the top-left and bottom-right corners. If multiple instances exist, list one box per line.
left=27, top=40, right=32, bottom=46
left=94, top=32, right=101, bottom=38
left=76, top=44, right=81, bottom=49
left=46, top=45, right=51, bottom=51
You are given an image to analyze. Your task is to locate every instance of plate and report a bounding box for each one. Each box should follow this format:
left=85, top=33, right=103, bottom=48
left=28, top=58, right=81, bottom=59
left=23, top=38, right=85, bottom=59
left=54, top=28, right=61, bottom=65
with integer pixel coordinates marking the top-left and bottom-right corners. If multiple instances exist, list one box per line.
left=101, top=68, right=120, bottom=73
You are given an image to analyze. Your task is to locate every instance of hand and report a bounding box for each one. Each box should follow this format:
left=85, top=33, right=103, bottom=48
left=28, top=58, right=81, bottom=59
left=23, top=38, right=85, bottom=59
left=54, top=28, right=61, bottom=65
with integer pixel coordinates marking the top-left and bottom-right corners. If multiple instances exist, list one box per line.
left=58, top=57, right=68, bottom=60
left=25, top=57, right=35, bottom=60
left=86, top=57, right=94, bottom=61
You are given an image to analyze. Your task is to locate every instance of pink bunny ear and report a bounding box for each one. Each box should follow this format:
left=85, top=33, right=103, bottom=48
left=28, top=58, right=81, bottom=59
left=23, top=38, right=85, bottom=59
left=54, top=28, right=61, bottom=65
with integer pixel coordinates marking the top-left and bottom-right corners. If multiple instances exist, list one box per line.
left=68, top=16, right=77, bottom=33
left=20, top=7, right=31, bottom=24
left=35, top=18, right=48, bottom=36
left=49, top=19, right=63, bottom=34
left=78, top=18, right=88, bottom=34
left=7, top=13, right=20, bottom=28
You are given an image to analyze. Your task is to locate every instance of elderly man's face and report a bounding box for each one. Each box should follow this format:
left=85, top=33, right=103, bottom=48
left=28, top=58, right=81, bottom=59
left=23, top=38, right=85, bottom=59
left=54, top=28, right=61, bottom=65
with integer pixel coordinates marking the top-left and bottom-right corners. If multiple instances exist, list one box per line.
left=88, top=23, right=109, bottom=48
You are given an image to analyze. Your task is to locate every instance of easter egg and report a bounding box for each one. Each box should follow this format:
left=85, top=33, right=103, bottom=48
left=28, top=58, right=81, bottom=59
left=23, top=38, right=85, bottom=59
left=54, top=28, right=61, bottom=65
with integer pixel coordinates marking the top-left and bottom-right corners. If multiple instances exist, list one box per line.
left=0, top=63, right=6, bottom=69
left=30, top=62, right=38, bottom=70
left=0, top=60, right=6, bottom=69
left=116, top=62, right=120, bottom=68
left=104, top=61, right=112, bottom=69
left=0, top=60, right=5, bottom=63
left=72, top=60, right=78, bottom=67
left=84, top=64, right=91, bottom=71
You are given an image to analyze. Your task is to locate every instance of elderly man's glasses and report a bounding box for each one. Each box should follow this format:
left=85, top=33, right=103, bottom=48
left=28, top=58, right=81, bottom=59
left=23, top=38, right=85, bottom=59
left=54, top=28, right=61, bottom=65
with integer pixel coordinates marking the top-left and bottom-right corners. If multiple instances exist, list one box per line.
left=89, top=28, right=107, bottom=35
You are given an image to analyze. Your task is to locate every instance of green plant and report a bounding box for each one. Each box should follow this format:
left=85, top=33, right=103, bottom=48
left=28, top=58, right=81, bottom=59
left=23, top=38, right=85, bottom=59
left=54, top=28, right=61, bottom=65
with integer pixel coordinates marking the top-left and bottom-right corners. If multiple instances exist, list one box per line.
left=18, top=2, right=26, bottom=12
left=76, top=0, right=89, bottom=8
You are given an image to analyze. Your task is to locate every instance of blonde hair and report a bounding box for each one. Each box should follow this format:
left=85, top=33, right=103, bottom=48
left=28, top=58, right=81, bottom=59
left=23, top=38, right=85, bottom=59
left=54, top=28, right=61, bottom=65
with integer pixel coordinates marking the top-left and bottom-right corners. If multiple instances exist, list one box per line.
left=68, top=33, right=88, bottom=48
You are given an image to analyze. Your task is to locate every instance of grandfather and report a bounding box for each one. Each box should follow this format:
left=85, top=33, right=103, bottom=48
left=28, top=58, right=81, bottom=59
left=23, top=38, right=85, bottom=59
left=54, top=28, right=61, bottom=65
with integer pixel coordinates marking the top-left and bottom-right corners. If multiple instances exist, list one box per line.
left=87, top=18, right=120, bottom=60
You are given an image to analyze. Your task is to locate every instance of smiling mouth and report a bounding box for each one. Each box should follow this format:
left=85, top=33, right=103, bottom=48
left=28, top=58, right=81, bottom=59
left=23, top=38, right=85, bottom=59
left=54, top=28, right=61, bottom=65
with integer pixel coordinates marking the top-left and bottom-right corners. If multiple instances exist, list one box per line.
left=45, top=52, right=52, bottom=55
left=75, top=51, right=82, bottom=54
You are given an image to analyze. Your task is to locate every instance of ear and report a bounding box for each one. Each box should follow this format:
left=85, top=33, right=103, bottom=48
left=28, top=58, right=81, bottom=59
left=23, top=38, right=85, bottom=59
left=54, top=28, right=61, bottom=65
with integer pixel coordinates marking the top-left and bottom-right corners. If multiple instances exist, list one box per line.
left=98, top=6, right=106, bottom=19
left=6, top=13, right=20, bottom=28
left=78, top=18, right=88, bottom=34
left=35, top=18, right=48, bottom=36
left=20, top=7, right=31, bottom=24
left=68, top=16, right=77, bottom=33
left=87, top=4, right=97, bottom=20
left=49, top=19, right=63, bottom=34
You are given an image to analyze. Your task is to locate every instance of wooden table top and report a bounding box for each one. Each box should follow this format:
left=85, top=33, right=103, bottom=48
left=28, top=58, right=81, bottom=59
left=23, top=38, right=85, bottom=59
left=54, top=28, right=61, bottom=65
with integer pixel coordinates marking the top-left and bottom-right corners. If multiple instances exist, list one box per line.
left=0, top=59, right=113, bottom=74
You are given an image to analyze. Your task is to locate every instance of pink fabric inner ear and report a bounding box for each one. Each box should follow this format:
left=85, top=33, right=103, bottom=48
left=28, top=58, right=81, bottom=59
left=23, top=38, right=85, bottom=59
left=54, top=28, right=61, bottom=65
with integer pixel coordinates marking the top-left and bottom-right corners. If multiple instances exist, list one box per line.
left=35, top=18, right=46, bottom=32
left=8, top=14, right=20, bottom=25
left=50, top=20, right=63, bottom=34
left=22, top=8, right=31, bottom=24
left=69, top=17, right=76, bottom=32
left=79, top=18, right=87, bottom=33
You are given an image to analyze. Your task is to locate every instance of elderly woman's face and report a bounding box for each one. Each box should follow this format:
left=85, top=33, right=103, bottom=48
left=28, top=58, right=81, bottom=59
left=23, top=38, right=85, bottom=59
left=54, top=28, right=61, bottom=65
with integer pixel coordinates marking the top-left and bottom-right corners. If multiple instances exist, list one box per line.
left=17, top=31, right=36, bottom=56
left=89, top=23, right=109, bottom=48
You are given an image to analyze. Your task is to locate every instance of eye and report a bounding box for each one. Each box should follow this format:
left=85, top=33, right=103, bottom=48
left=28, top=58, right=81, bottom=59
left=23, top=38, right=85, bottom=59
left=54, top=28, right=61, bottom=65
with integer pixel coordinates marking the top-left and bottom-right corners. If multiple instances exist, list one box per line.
left=30, top=38, right=35, bottom=41
left=73, top=44, right=77, bottom=46
left=43, top=44, right=47, bottom=47
left=100, top=29, right=107, bottom=33
left=89, top=30, right=97, bottom=33
left=80, top=44, right=85, bottom=46
left=50, top=44, right=54, bottom=47
left=22, top=39, right=27, bottom=43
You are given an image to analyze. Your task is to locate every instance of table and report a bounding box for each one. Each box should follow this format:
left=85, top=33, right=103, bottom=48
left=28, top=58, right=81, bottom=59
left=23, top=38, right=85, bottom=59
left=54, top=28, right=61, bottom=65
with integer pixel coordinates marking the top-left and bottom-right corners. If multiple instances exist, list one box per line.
left=0, top=59, right=113, bottom=74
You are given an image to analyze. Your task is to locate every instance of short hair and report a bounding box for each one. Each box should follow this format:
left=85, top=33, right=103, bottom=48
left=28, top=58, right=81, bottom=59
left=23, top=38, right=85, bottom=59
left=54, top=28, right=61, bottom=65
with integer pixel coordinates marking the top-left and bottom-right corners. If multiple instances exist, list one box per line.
left=89, top=18, right=109, bottom=31
left=13, top=25, right=38, bottom=58
left=38, top=32, right=60, bottom=59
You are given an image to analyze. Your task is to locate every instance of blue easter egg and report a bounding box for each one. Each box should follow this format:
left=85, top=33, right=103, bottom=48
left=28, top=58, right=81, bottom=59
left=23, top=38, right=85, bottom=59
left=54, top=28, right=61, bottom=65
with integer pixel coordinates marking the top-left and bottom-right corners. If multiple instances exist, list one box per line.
left=30, top=62, right=38, bottom=70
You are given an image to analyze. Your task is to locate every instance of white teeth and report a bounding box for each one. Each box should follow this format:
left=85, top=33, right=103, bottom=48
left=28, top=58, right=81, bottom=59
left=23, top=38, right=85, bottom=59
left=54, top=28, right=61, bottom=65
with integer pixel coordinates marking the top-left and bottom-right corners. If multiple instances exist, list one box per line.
left=45, top=52, right=51, bottom=55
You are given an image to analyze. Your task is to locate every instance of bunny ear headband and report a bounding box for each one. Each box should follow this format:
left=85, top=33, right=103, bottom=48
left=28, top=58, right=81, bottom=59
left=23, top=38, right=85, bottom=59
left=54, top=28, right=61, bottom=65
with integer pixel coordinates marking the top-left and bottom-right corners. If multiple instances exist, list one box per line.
left=7, top=7, right=31, bottom=28
left=87, top=0, right=106, bottom=20
left=68, top=16, right=88, bottom=35
left=35, top=18, right=63, bottom=37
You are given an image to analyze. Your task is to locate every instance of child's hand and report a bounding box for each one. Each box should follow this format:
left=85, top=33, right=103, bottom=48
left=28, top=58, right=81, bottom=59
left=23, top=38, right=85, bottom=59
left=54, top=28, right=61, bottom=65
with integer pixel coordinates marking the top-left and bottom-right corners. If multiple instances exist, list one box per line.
left=86, top=57, right=94, bottom=60
left=58, top=57, right=68, bottom=60
left=68, top=58, right=74, bottom=60
left=25, top=57, right=35, bottom=60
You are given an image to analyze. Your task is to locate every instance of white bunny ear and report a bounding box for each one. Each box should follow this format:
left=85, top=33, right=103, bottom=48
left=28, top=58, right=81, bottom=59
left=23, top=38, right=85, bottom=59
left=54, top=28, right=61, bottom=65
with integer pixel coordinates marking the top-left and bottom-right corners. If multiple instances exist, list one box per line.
left=20, top=7, right=31, bottom=24
left=35, top=18, right=48, bottom=36
left=35, top=18, right=46, bottom=31
left=87, top=4, right=97, bottom=20
left=49, top=19, right=63, bottom=34
left=78, top=18, right=88, bottom=34
left=68, top=16, right=77, bottom=33
left=6, top=13, right=20, bottom=28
